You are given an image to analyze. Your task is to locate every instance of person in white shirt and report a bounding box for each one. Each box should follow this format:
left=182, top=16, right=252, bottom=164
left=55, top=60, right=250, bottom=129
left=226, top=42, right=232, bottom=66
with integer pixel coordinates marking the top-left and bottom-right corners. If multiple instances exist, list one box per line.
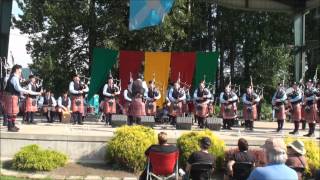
left=57, top=91, right=71, bottom=122
left=38, top=90, right=57, bottom=123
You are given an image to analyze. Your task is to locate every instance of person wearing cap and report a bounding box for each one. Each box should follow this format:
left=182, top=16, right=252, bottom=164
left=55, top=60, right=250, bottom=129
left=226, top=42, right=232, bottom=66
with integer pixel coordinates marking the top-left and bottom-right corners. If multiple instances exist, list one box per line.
left=286, top=140, right=307, bottom=180
left=185, top=137, right=216, bottom=179
left=139, top=132, right=178, bottom=180
left=272, top=83, right=287, bottom=132
left=303, top=79, right=318, bottom=137
left=24, top=75, right=41, bottom=124
left=193, top=81, right=212, bottom=128
left=227, top=138, right=255, bottom=180
left=102, top=72, right=120, bottom=126
left=69, top=74, right=89, bottom=125
left=248, top=138, right=298, bottom=180
left=220, top=84, right=238, bottom=130
left=287, top=82, right=303, bottom=135
left=3, top=64, right=41, bottom=132
left=242, top=85, right=260, bottom=131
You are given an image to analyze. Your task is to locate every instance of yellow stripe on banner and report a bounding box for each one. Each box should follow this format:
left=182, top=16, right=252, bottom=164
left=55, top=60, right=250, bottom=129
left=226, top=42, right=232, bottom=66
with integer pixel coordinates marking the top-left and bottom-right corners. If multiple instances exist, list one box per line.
left=144, top=52, right=171, bottom=107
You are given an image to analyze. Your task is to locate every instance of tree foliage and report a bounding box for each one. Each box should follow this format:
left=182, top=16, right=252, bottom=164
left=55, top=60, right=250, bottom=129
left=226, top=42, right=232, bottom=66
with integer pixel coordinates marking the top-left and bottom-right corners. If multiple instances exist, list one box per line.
left=13, top=0, right=318, bottom=98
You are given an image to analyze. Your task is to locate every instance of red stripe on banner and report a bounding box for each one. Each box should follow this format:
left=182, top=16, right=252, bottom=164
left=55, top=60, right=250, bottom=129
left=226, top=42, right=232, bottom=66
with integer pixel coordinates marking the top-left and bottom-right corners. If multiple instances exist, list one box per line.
left=119, top=50, right=144, bottom=104
left=170, top=52, right=196, bottom=85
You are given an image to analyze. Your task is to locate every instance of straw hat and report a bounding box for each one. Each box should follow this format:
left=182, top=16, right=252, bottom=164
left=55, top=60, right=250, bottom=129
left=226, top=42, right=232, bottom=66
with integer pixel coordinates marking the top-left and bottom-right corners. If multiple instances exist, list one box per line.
left=287, top=140, right=306, bottom=155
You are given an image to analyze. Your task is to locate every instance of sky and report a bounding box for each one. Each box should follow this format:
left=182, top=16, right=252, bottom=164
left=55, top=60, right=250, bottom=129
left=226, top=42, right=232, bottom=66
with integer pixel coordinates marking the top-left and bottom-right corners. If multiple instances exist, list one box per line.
left=8, top=0, right=32, bottom=67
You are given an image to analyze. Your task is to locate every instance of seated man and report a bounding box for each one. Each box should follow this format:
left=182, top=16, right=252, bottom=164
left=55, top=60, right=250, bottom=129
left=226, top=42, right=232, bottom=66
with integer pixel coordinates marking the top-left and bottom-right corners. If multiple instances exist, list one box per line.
left=185, top=137, right=215, bottom=180
left=286, top=140, right=307, bottom=180
left=227, top=138, right=255, bottom=180
left=140, top=132, right=178, bottom=180
left=248, top=138, right=298, bottom=180
left=57, top=91, right=71, bottom=122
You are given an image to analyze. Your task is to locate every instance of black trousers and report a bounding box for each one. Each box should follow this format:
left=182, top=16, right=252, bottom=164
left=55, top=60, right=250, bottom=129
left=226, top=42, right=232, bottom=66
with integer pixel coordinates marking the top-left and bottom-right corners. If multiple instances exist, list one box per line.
left=25, top=112, right=35, bottom=123
left=72, top=112, right=82, bottom=124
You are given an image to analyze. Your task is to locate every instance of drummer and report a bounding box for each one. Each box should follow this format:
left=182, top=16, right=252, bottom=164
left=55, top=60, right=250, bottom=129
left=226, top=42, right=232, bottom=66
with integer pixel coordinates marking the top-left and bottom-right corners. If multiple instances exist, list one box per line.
left=38, top=90, right=57, bottom=123
left=57, top=91, right=71, bottom=122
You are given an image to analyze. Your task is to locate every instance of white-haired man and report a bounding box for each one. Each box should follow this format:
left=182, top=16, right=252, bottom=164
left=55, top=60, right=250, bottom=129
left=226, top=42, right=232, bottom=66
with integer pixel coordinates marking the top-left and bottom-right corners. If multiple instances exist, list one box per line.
left=248, top=138, right=298, bottom=180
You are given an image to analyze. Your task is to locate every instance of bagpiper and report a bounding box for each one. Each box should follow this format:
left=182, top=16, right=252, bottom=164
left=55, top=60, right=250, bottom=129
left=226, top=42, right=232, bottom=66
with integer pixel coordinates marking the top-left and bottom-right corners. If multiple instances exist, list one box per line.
left=168, top=78, right=186, bottom=125
left=24, top=75, right=41, bottom=124
left=272, top=83, right=287, bottom=132
left=69, top=74, right=89, bottom=125
left=303, top=79, right=318, bottom=137
left=287, top=82, right=303, bottom=135
left=123, top=82, right=133, bottom=115
left=220, top=83, right=238, bottom=130
left=146, top=79, right=161, bottom=116
left=242, top=85, right=260, bottom=131
left=57, top=91, right=71, bottom=122
left=102, top=72, right=120, bottom=125
left=128, top=73, right=148, bottom=125
left=193, top=80, right=212, bottom=128
left=3, top=64, right=41, bottom=132
left=38, top=90, right=57, bottom=123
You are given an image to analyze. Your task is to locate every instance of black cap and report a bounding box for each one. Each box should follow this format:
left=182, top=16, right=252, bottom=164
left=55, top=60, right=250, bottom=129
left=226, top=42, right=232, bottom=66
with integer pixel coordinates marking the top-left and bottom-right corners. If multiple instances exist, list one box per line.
left=200, top=137, right=211, bottom=148
left=29, top=75, right=35, bottom=79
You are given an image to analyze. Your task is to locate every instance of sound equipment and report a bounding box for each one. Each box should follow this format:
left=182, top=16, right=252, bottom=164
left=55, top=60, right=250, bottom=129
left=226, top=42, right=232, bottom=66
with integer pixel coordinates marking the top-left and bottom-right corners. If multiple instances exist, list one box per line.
left=206, top=117, right=223, bottom=131
left=176, top=116, right=192, bottom=130
left=111, top=114, right=127, bottom=127
left=140, top=116, right=155, bottom=127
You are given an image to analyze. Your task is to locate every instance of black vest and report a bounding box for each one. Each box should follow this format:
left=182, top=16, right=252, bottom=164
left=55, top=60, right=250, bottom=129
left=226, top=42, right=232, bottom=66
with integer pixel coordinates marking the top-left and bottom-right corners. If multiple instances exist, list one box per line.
left=305, top=88, right=316, bottom=105
left=196, top=88, right=208, bottom=103
left=172, top=89, right=183, bottom=99
left=43, top=96, right=53, bottom=106
left=148, top=88, right=159, bottom=98
left=5, top=75, right=20, bottom=96
left=29, top=83, right=37, bottom=99
left=107, top=84, right=117, bottom=94
left=62, top=97, right=69, bottom=106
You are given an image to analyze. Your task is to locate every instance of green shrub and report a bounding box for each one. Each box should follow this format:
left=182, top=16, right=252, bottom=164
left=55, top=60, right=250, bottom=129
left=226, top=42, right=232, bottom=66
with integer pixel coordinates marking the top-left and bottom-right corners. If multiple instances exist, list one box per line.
left=177, top=130, right=225, bottom=170
left=12, top=144, right=67, bottom=171
left=285, top=137, right=320, bottom=177
left=260, top=102, right=272, bottom=121
left=106, top=125, right=156, bottom=172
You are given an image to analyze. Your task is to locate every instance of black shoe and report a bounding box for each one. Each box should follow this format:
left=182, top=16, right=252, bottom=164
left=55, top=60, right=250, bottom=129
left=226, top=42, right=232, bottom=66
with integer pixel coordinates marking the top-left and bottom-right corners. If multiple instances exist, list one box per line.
left=78, top=122, right=83, bottom=125
left=289, top=131, right=295, bottom=134
left=304, top=133, right=314, bottom=137
left=227, top=127, right=232, bottom=130
left=8, top=127, right=19, bottom=132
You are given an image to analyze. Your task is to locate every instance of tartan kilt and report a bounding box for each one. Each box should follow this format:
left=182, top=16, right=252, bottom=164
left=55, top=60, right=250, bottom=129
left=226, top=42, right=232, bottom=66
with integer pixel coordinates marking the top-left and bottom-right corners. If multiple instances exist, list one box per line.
left=25, top=97, right=37, bottom=112
left=3, top=94, right=19, bottom=116
left=208, top=103, right=214, bottom=116
left=169, top=101, right=183, bottom=117
left=275, top=104, right=286, bottom=120
left=103, top=98, right=116, bottom=114
left=291, top=103, right=302, bottom=122
left=243, top=104, right=257, bottom=121
left=221, top=103, right=237, bottom=119
left=146, top=100, right=157, bottom=116
left=71, top=96, right=84, bottom=114
left=129, top=97, right=146, bottom=117
left=182, top=101, right=189, bottom=114
left=301, top=105, right=305, bottom=120
left=123, top=101, right=131, bottom=115
left=195, top=102, right=208, bottom=118
left=304, top=104, right=318, bottom=123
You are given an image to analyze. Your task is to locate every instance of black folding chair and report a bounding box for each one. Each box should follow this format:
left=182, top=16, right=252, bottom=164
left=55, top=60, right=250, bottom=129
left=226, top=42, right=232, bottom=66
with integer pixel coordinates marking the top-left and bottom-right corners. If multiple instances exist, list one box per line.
left=189, top=162, right=213, bottom=180
left=231, top=162, right=253, bottom=180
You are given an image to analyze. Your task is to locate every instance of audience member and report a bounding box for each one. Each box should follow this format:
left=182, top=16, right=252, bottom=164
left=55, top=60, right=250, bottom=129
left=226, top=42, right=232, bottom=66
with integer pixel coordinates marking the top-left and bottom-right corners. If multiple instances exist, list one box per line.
left=286, top=140, right=307, bottom=180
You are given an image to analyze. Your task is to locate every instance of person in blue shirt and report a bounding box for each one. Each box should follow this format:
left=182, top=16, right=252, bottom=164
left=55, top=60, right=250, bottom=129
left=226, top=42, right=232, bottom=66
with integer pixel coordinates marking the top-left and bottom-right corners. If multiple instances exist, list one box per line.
left=248, top=138, right=298, bottom=180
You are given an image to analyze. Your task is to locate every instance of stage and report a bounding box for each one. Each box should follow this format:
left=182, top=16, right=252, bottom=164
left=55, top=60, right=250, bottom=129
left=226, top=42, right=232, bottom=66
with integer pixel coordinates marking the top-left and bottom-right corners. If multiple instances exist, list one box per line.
left=1, top=117, right=319, bottom=163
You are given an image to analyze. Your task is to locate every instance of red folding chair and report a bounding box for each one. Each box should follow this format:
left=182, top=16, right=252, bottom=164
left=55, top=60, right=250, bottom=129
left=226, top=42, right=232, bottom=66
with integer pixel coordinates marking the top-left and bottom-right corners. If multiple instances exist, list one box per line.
left=146, top=151, right=179, bottom=180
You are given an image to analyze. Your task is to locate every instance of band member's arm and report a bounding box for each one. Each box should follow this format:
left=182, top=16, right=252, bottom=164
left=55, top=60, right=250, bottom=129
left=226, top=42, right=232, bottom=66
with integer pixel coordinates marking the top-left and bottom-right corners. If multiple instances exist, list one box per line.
left=168, top=88, right=175, bottom=102
left=57, top=97, right=66, bottom=109
left=124, top=89, right=132, bottom=102
left=69, top=82, right=82, bottom=94
left=242, top=94, right=251, bottom=105
left=193, top=89, right=199, bottom=100
left=305, top=95, right=315, bottom=101
left=271, top=92, right=276, bottom=105
left=11, top=76, right=36, bottom=95
left=206, top=90, right=212, bottom=99
left=83, top=84, right=89, bottom=92
left=38, top=96, right=44, bottom=107
left=254, top=94, right=261, bottom=103
left=289, top=92, right=302, bottom=103
left=143, top=82, right=149, bottom=98
left=219, top=92, right=227, bottom=104
left=51, top=97, right=57, bottom=107
left=103, top=84, right=113, bottom=97
left=179, top=91, right=186, bottom=101
left=68, top=98, right=71, bottom=109
left=115, top=85, right=121, bottom=95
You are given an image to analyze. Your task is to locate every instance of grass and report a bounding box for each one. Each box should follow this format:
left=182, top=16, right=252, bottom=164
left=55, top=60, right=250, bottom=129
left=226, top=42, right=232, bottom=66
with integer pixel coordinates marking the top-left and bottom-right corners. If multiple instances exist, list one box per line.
left=0, top=175, right=52, bottom=180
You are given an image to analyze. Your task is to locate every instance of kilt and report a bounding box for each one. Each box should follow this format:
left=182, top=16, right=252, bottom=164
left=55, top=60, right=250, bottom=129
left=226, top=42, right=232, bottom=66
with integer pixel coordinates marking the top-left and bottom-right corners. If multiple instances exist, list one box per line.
left=129, top=97, right=146, bottom=117
left=123, top=101, right=131, bottom=115
left=71, top=96, right=84, bottom=114
left=195, top=102, right=208, bottom=118
left=25, top=97, right=37, bottom=112
left=208, top=103, right=214, bottom=116
left=146, top=100, right=156, bottom=116
left=304, top=103, right=318, bottom=123
left=301, top=105, right=305, bottom=120
left=182, top=101, right=189, bottom=114
left=103, top=98, right=116, bottom=114
left=169, top=101, right=183, bottom=117
left=291, top=103, right=302, bottom=122
left=3, top=94, right=19, bottom=116
left=243, top=104, right=257, bottom=120
left=274, top=104, right=286, bottom=120
left=221, top=103, right=237, bottom=120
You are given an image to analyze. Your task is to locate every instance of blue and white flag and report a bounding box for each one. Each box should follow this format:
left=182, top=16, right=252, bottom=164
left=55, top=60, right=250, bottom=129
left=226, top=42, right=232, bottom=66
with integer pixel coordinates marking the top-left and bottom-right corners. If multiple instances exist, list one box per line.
left=129, top=0, right=175, bottom=31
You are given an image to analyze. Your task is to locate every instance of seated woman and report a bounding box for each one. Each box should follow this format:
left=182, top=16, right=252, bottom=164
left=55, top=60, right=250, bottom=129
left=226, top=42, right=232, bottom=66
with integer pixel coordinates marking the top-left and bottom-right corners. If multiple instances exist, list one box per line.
left=227, top=138, right=255, bottom=180
left=286, top=140, right=307, bottom=180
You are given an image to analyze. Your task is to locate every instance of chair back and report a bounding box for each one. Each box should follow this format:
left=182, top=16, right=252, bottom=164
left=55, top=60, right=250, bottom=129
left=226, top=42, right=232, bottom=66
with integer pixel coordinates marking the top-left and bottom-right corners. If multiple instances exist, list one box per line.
left=190, top=162, right=213, bottom=180
left=232, top=162, right=253, bottom=180
left=149, top=151, right=179, bottom=176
